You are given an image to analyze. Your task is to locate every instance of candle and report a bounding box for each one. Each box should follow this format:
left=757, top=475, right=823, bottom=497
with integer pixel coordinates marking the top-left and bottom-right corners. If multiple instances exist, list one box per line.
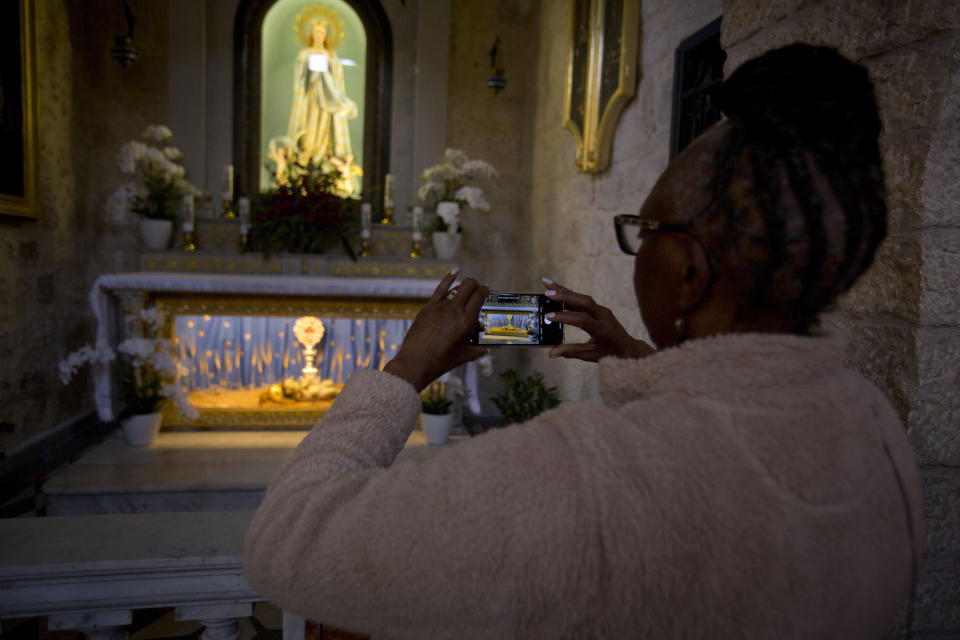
left=240, top=222, right=250, bottom=235
left=384, top=174, right=394, bottom=208
left=361, top=203, right=372, bottom=230
left=413, top=230, right=422, bottom=241
left=223, top=165, right=234, bottom=202
left=412, top=205, right=423, bottom=232
left=238, top=197, right=251, bottom=223
left=182, top=194, right=195, bottom=230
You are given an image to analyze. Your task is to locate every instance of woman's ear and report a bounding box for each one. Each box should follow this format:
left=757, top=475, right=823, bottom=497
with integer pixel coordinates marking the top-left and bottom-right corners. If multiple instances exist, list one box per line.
left=677, top=236, right=713, bottom=313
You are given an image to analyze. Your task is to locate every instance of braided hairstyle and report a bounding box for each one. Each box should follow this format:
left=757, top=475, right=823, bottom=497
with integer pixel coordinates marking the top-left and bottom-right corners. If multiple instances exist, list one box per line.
left=695, top=44, right=887, bottom=332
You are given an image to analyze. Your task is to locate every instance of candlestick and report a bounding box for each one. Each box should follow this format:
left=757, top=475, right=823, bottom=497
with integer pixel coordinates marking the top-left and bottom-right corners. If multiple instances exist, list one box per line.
left=381, top=174, right=395, bottom=224
left=238, top=221, right=249, bottom=253
left=409, top=230, right=423, bottom=259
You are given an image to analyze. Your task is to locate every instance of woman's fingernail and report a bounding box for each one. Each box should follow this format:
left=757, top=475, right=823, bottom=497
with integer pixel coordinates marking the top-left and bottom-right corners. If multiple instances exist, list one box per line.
left=450, top=267, right=460, bottom=275
left=545, top=312, right=556, bottom=320
left=542, top=277, right=554, bottom=286
left=545, top=289, right=557, bottom=297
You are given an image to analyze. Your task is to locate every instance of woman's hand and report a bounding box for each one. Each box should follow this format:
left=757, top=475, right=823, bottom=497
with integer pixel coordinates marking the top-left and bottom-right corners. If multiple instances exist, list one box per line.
left=384, top=270, right=490, bottom=392
left=543, top=278, right=654, bottom=362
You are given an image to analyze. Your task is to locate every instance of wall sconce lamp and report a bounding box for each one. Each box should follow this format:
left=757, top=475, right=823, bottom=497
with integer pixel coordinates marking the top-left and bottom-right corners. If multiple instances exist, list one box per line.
left=110, top=1, right=138, bottom=67
left=487, top=36, right=507, bottom=94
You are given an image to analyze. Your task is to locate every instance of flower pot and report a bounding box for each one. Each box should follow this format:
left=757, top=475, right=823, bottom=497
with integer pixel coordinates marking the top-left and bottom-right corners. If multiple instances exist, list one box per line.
left=432, top=231, right=462, bottom=260
left=122, top=412, right=163, bottom=446
left=421, top=412, right=454, bottom=445
left=139, top=218, right=174, bottom=250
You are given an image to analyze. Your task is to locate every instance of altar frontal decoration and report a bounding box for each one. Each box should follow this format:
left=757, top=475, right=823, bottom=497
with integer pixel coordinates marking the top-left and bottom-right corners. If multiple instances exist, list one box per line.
left=173, top=314, right=411, bottom=410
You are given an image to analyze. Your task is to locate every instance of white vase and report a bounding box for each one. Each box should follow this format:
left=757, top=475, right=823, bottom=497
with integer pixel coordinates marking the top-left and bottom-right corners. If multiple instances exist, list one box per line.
left=139, top=218, right=173, bottom=251
left=432, top=231, right=462, bottom=260
left=122, top=412, right=163, bottom=446
left=421, top=412, right=454, bottom=445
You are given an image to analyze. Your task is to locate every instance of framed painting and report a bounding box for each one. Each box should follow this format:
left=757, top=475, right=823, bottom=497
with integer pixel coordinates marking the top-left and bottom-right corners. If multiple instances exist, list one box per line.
left=0, top=0, right=38, bottom=219
left=562, top=0, right=640, bottom=174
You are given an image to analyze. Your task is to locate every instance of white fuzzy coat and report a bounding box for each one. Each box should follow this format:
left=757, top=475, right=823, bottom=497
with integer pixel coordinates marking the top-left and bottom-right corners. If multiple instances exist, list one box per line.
left=244, top=332, right=923, bottom=639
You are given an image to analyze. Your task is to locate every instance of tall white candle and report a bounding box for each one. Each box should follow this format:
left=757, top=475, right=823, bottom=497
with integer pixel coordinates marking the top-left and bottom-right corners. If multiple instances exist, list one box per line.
left=223, top=165, right=234, bottom=202
left=412, top=205, right=423, bottom=232
left=384, top=174, right=394, bottom=208
left=361, top=203, right=372, bottom=230
left=238, top=197, right=251, bottom=223
left=182, top=195, right=195, bottom=230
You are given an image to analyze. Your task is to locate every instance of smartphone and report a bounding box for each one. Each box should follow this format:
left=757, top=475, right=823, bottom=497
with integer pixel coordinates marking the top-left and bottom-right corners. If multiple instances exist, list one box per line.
left=469, top=292, right=564, bottom=346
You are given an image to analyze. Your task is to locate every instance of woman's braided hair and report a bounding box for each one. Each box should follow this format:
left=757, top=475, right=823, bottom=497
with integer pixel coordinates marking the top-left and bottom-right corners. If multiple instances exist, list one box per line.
left=697, top=44, right=887, bottom=332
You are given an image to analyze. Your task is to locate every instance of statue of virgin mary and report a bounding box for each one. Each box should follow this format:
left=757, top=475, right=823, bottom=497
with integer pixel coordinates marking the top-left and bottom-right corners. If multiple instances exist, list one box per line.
left=282, top=5, right=361, bottom=196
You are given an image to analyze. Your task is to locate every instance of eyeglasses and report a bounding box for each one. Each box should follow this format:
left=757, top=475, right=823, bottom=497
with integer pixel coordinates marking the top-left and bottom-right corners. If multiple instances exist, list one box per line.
left=613, top=214, right=720, bottom=282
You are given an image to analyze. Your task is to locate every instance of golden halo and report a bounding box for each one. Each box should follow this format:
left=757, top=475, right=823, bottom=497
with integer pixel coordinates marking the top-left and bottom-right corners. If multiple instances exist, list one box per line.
left=294, top=4, right=345, bottom=49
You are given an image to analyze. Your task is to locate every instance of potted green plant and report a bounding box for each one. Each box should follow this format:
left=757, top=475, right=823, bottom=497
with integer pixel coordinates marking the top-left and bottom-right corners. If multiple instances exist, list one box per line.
left=59, top=307, right=198, bottom=446
left=420, top=375, right=462, bottom=445
left=490, top=369, right=561, bottom=426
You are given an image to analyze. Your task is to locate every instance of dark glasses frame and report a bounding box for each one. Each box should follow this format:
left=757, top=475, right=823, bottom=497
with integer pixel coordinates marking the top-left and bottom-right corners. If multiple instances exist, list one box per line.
left=613, top=214, right=720, bottom=282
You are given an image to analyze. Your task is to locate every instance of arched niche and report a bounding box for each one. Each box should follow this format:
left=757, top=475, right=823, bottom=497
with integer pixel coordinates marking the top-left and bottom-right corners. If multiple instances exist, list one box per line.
left=233, top=0, right=392, bottom=210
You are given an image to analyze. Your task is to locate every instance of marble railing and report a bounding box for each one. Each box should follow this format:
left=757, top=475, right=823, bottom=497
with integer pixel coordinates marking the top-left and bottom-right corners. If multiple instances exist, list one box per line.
left=0, top=510, right=305, bottom=640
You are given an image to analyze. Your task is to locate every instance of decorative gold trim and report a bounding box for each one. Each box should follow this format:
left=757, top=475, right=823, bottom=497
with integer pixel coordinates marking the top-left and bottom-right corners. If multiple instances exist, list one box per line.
left=562, top=0, right=640, bottom=174
left=0, top=0, right=38, bottom=218
left=154, top=295, right=426, bottom=320
left=162, top=402, right=328, bottom=429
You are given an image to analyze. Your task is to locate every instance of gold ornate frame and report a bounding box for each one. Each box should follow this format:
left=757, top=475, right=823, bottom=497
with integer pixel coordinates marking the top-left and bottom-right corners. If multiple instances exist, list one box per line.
left=154, top=293, right=426, bottom=429
left=562, top=0, right=641, bottom=174
left=0, top=0, right=39, bottom=218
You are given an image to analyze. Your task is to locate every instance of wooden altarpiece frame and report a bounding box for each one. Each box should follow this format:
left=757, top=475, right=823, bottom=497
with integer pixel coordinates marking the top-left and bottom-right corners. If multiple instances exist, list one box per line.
left=233, top=0, right=393, bottom=212
left=0, top=0, right=38, bottom=219
left=562, top=0, right=641, bottom=174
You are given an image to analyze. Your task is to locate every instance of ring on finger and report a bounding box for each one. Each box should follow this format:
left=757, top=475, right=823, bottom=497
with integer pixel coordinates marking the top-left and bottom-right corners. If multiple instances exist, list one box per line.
left=446, top=288, right=459, bottom=300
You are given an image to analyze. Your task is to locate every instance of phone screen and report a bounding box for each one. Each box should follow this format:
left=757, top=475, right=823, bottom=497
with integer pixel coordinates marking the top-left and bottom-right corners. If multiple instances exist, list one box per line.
left=469, top=293, right=563, bottom=346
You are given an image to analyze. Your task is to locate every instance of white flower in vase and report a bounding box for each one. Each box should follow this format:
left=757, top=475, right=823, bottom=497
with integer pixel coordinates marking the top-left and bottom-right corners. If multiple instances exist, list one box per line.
left=416, top=148, right=498, bottom=233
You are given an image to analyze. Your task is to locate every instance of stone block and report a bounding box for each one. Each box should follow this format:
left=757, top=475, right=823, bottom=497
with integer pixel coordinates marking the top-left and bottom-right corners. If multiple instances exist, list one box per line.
left=912, top=566, right=960, bottom=636
left=828, top=318, right=916, bottom=423
left=920, top=469, right=960, bottom=562
left=882, top=130, right=933, bottom=231
left=907, top=329, right=960, bottom=466
left=920, top=229, right=960, bottom=326
left=720, top=0, right=800, bottom=50
left=922, top=124, right=960, bottom=227
left=837, top=233, right=922, bottom=324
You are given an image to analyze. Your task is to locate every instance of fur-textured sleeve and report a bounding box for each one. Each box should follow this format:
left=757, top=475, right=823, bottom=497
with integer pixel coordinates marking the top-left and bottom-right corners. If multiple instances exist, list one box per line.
left=242, top=368, right=627, bottom=639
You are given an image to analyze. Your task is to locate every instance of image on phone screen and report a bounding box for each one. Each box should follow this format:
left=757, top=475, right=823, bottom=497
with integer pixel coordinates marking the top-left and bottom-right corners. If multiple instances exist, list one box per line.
left=469, top=293, right=563, bottom=346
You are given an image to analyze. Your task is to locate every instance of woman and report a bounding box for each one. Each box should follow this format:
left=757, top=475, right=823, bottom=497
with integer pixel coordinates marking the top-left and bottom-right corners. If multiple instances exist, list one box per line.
left=245, top=45, right=922, bottom=638
left=287, top=18, right=358, bottom=172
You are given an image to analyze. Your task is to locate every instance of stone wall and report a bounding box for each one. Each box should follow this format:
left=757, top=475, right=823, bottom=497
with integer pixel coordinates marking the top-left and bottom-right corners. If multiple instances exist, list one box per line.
left=0, top=0, right=169, bottom=458
left=525, top=0, right=722, bottom=401
left=721, top=0, right=960, bottom=635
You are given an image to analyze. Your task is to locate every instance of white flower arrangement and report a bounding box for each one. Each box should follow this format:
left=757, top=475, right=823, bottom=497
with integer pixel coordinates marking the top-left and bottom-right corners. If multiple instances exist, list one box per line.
left=107, top=125, right=200, bottom=222
left=416, top=148, right=498, bottom=232
left=59, top=307, right=198, bottom=420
